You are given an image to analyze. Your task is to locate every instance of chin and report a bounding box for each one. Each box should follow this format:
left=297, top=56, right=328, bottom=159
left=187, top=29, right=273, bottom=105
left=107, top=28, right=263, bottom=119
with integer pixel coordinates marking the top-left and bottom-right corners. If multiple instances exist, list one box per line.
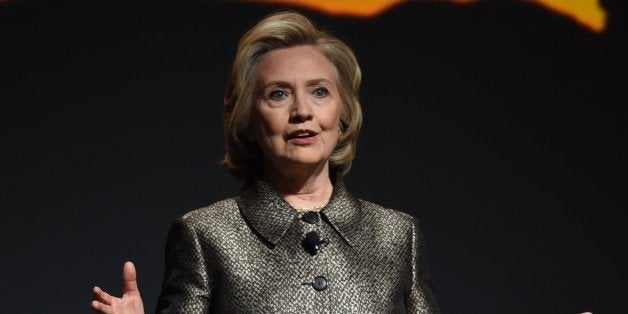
left=287, top=159, right=322, bottom=167
left=283, top=155, right=327, bottom=168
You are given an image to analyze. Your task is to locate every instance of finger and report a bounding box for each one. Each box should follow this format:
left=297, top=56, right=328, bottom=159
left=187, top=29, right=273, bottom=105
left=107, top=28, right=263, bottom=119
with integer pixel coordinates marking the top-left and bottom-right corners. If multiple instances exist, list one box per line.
left=91, top=300, right=112, bottom=313
left=122, top=261, right=141, bottom=297
left=93, top=286, right=113, bottom=305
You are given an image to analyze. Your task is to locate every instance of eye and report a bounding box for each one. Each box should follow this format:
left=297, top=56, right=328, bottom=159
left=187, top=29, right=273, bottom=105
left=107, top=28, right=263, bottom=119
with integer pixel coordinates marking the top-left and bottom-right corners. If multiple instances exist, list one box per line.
left=312, top=87, right=329, bottom=98
left=268, top=90, right=287, bottom=100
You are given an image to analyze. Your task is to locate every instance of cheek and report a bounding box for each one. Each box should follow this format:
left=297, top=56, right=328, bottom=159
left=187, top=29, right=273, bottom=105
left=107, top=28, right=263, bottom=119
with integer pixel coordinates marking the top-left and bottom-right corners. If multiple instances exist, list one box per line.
left=322, top=104, right=342, bottom=129
left=252, top=110, right=285, bottom=138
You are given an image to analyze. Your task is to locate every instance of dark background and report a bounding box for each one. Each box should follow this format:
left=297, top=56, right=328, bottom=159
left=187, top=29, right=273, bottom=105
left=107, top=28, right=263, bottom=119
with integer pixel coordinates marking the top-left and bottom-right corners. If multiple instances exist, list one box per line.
left=1, top=0, right=627, bottom=313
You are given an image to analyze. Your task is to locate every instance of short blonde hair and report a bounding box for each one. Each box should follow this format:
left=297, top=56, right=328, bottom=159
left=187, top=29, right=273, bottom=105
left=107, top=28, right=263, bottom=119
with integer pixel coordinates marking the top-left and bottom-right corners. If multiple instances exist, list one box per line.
left=221, top=11, right=363, bottom=181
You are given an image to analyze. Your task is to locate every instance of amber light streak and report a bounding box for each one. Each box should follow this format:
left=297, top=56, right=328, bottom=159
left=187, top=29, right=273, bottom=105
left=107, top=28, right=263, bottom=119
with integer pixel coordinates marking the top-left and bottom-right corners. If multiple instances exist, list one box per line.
left=249, top=0, right=405, bottom=17
left=531, top=0, right=606, bottom=32
left=0, top=0, right=607, bottom=32
left=254, top=0, right=607, bottom=33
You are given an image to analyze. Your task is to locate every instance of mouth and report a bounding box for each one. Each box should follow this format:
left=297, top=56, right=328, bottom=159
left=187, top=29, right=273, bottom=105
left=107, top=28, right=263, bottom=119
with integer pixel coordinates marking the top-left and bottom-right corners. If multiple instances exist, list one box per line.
left=286, top=129, right=319, bottom=140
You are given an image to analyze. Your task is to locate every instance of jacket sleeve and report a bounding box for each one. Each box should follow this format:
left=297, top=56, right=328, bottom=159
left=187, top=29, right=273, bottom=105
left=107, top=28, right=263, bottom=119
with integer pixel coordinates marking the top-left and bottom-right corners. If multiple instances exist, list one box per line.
left=156, top=218, right=212, bottom=313
left=405, top=218, right=440, bottom=314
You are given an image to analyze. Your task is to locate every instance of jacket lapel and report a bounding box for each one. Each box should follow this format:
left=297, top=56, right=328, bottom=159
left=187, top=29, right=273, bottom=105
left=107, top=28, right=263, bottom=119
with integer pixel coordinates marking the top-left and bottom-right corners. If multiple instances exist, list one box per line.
left=236, top=178, right=364, bottom=247
left=236, top=180, right=297, bottom=246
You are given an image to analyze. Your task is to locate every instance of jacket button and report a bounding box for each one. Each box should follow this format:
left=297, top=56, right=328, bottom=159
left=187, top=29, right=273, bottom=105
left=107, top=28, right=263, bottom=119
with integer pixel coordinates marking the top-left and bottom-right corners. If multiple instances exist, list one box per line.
left=312, top=276, right=328, bottom=291
left=302, top=212, right=319, bottom=224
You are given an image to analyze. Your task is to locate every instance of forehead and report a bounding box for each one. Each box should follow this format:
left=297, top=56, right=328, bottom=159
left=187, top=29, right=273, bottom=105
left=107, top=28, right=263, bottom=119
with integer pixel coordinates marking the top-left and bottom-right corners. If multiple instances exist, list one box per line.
left=256, top=45, right=337, bottom=83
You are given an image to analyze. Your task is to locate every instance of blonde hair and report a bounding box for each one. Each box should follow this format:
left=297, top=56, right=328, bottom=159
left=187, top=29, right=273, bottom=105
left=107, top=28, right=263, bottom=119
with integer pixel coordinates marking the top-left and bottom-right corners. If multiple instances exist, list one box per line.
left=221, top=11, right=363, bottom=181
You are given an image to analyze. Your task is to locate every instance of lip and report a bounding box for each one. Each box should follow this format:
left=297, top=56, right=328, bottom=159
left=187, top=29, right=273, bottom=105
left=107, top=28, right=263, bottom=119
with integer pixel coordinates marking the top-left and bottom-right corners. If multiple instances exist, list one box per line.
left=286, top=129, right=320, bottom=144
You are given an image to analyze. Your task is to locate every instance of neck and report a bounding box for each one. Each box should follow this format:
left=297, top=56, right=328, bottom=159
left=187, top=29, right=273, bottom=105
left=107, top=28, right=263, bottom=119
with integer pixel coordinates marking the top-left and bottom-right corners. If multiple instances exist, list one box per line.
left=263, top=162, right=334, bottom=211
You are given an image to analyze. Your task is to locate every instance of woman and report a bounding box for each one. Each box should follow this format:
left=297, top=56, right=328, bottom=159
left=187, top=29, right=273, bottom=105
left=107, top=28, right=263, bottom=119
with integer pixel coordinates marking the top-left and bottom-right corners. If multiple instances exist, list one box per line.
left=92, top=11, right=439, bottom=313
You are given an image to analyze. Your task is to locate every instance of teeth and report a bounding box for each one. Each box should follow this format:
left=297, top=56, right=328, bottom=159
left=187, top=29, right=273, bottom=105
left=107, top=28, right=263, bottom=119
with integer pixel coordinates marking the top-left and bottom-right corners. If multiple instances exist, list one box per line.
left=297, top=132, right=310, bottom=137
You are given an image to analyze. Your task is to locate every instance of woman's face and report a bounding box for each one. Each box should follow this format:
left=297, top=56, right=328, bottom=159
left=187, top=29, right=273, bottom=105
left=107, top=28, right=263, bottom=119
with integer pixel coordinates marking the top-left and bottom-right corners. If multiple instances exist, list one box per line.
left=250, top=45, right=342, bottom=175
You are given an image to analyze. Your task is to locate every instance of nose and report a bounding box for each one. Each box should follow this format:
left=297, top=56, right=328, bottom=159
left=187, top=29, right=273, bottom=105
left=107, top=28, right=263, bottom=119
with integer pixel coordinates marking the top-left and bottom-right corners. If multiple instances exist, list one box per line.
left=290, top=92, right=313, bottom=122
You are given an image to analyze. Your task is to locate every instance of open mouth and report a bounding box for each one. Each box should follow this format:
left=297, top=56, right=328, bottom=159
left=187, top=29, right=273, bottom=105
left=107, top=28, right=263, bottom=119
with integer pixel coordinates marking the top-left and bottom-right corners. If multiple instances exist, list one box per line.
left=287, top=130, right=319, bottom=140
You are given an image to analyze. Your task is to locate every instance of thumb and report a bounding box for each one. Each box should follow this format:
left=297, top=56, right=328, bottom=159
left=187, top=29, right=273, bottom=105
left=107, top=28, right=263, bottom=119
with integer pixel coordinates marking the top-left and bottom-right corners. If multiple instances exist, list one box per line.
left=122, top=261, right=140, bottom=296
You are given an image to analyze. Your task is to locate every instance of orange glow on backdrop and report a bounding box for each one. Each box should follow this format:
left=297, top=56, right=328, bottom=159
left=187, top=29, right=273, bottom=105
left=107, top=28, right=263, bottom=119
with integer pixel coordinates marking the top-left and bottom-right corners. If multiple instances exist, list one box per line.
left=251, top=0, right=405, bottom=17
left=0, top=0, right=607, bottom=32
left=254, top=0, right=607, bottom=33
left=531, top=0, right=606, bottom=32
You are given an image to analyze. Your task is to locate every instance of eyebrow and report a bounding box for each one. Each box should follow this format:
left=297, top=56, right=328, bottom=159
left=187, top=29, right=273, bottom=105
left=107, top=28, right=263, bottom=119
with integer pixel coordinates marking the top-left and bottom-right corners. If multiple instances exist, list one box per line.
left=259, top=78, right=334, bottom=89
left=305, top=78, right=333, bottom=86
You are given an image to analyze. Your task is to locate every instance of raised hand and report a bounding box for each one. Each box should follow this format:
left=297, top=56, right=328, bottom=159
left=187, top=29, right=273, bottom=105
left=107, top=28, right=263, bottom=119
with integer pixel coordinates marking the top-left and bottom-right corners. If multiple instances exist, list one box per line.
left=91, top=261, right=145, bottom=314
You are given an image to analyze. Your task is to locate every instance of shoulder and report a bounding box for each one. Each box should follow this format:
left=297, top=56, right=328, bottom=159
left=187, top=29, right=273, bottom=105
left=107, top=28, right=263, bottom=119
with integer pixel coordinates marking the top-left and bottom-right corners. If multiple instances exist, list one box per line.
left=355, top=198, right=420, bottom=243
left=358, top=198, right=417, bottom=227
left=174, top=197, right=242, bottom=231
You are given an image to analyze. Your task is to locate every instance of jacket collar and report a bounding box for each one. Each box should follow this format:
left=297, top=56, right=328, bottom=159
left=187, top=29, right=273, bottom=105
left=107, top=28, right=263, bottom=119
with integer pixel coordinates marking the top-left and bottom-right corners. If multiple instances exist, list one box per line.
left=236, top=178, right=363, bottom=247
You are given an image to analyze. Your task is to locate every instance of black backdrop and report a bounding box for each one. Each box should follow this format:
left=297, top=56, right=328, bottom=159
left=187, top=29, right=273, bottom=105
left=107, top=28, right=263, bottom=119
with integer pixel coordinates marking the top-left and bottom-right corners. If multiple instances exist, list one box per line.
left=2, top=1, right=627, bottom=313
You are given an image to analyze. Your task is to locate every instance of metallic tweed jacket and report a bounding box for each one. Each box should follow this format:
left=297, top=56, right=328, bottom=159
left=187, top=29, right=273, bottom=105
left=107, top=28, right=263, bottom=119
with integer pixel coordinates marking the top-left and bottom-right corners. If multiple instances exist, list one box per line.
left=156, top=179, right=439, bottom=313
